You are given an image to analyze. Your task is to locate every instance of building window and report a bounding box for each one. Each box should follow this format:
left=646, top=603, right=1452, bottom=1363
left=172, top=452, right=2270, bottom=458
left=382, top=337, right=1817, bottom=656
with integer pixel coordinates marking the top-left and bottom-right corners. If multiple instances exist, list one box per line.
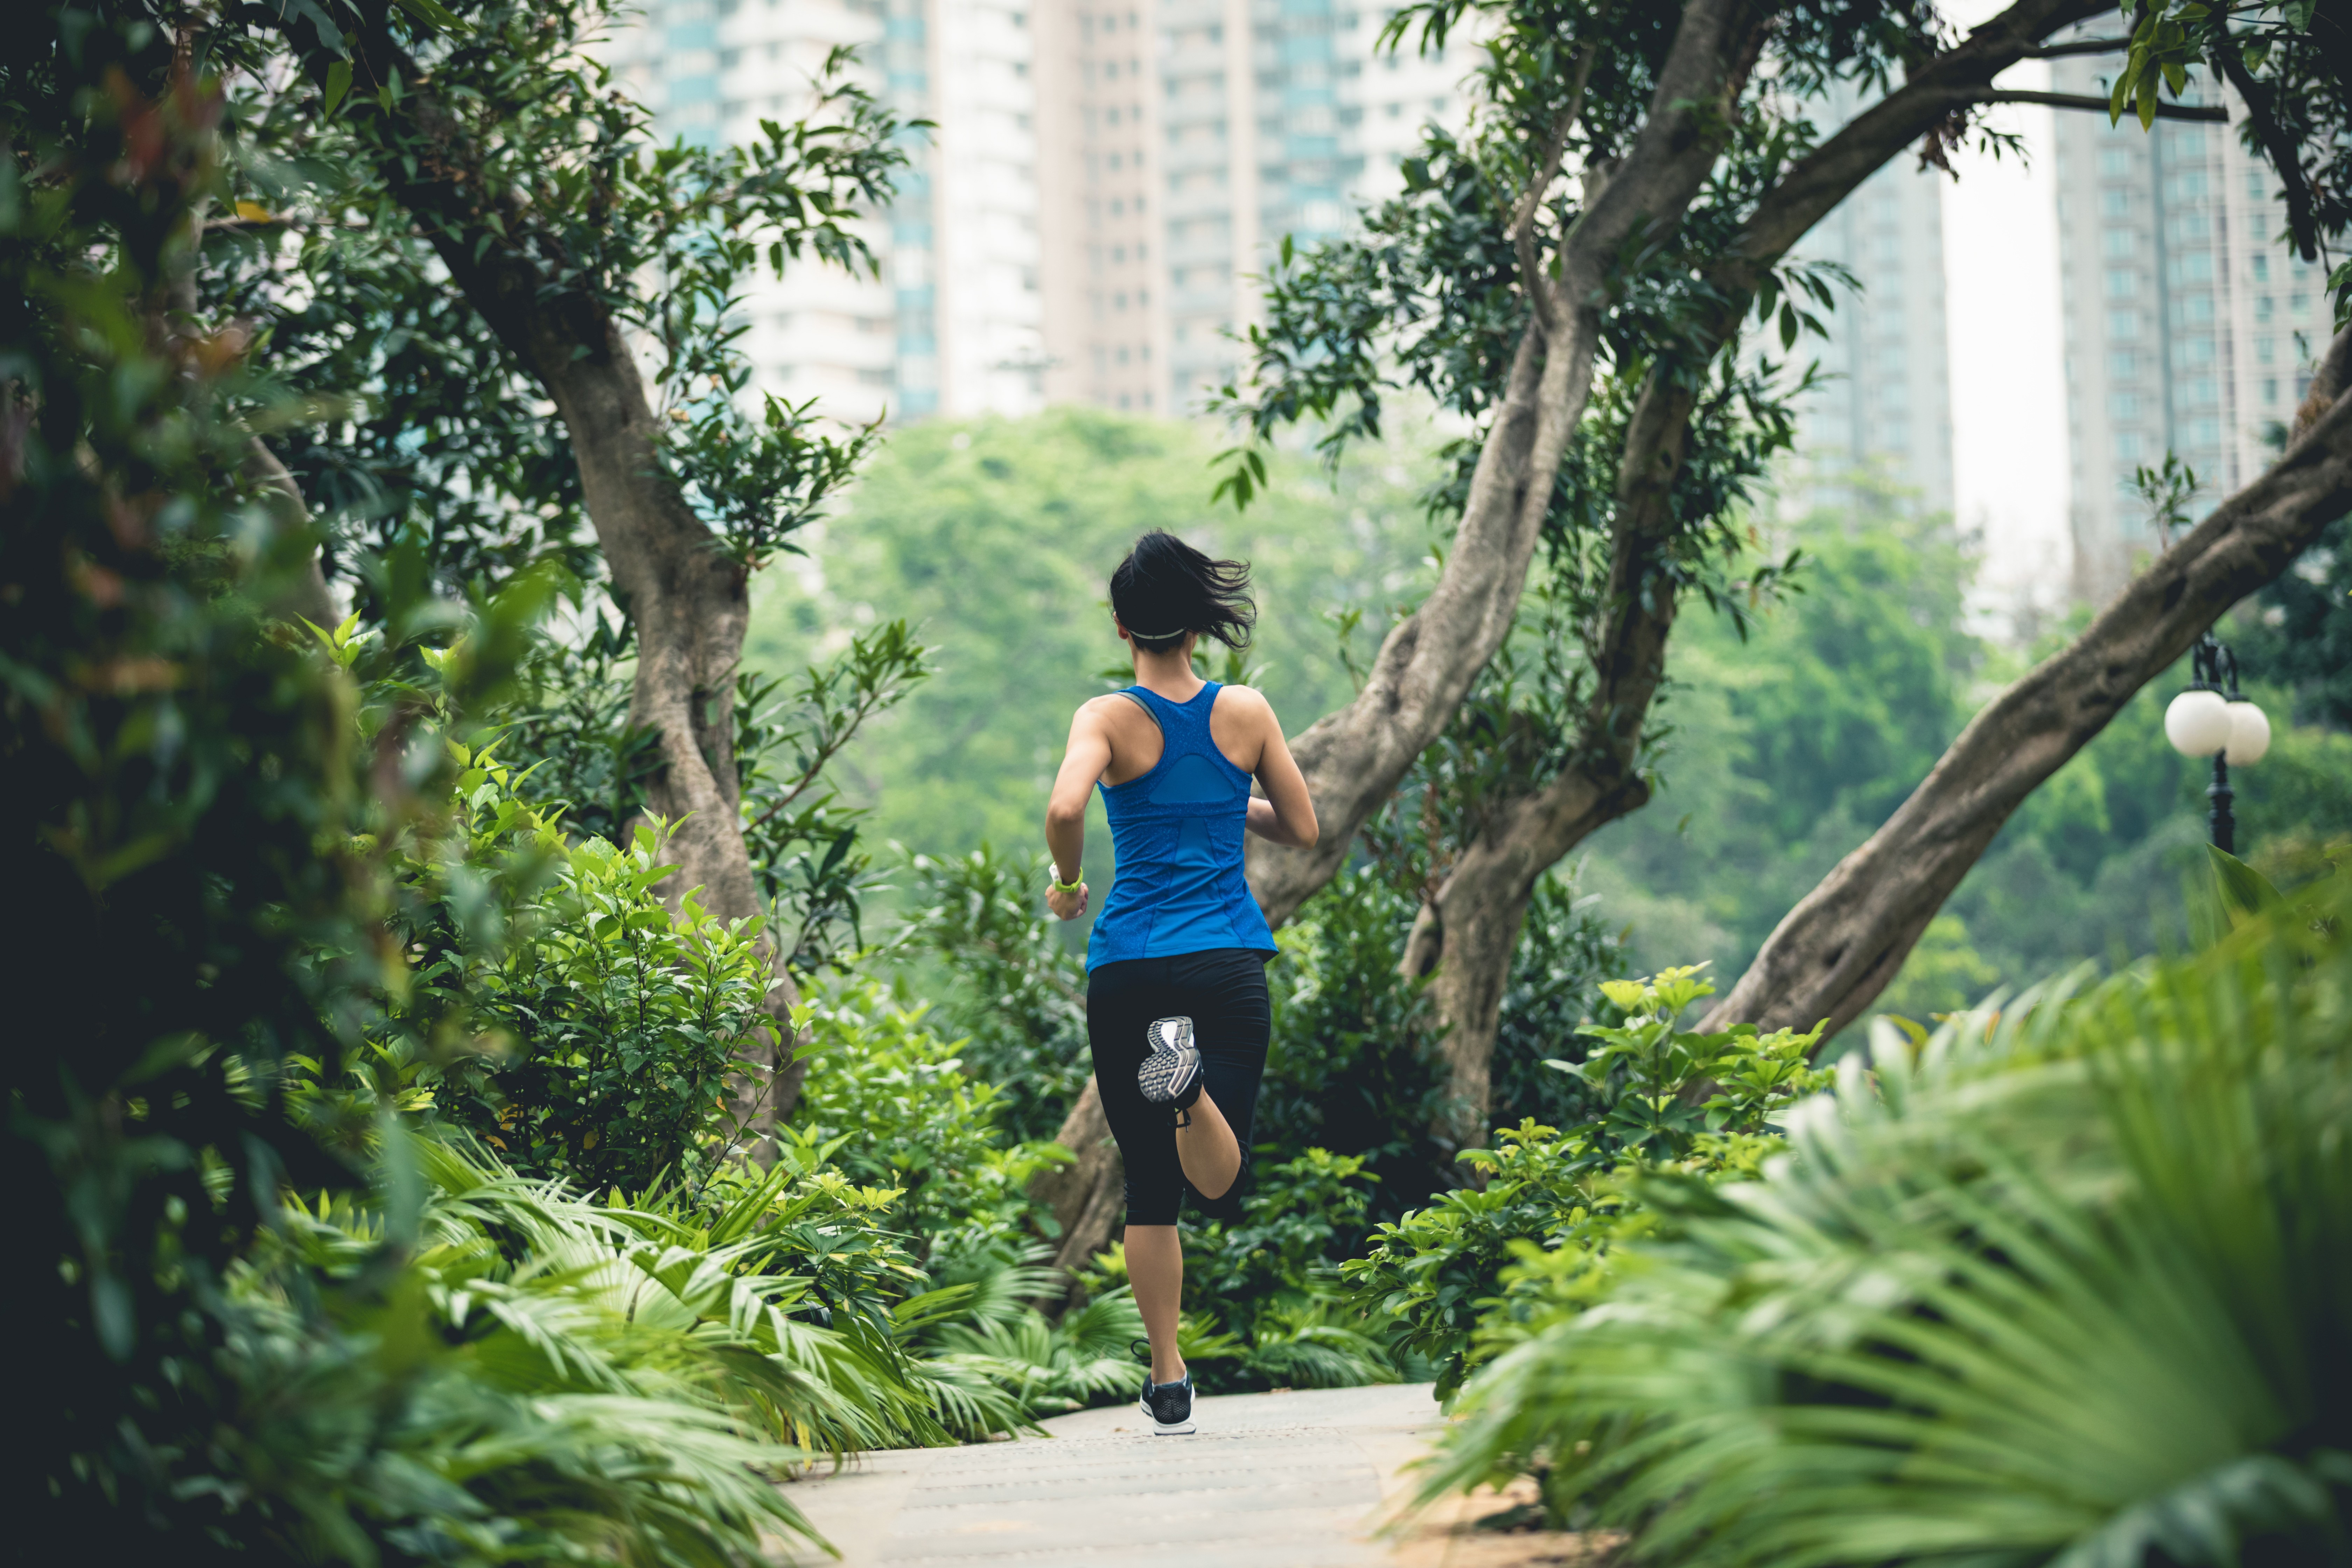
left=2191, top=417, right=2222, bottom=447
left=2102, top=229, right=2135, bottom=257
left=2108, top=349, right=2138, bottom=379
left=2264, top=377, right=2279, bottom=404
left=2116, top=430, right=2144, bottom=460
left=2257, top=295, right=2275, bottom=322
left=2108, top=309, right=2141, bottom=338
left=2098, top=148, right=2133, bottom=177
left=2258, top=336, right=2276, bottom=363
left=2252, top=253, right=2270, bottom=282
left=2111, top=392, right=2141, bottom=420
left=2100, top=188, right=2129, bottom=217
left=2104, top=268, right=2137, bottom=298
left=2170, top=251, right=2214, bottom=285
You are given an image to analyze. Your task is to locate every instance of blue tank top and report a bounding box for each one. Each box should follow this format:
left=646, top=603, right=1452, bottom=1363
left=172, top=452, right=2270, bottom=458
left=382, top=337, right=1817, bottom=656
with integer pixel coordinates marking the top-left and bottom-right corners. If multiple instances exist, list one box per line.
left=1086, top=682, right=1278, bottom=971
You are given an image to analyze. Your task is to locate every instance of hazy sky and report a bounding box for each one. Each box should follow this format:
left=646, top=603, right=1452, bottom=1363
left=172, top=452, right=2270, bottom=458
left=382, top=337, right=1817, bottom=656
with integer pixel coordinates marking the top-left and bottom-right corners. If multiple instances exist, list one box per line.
left=1939, top=16, right=2071, bottom=629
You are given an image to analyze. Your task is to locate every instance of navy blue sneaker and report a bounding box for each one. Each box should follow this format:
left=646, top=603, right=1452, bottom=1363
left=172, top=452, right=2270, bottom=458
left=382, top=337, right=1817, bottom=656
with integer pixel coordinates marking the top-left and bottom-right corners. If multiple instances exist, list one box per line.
left=1139, top=1369, right=1195, bottom=1435
left=1139, top=1015, right=1203, bottom=1126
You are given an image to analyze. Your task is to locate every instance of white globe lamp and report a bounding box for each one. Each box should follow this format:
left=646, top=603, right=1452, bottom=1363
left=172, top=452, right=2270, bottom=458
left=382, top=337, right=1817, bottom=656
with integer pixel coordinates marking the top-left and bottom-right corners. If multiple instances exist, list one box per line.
left=2224, top=700, right=2270, bottom=766
left=2163, top=688, right=2231, bottom=757
left=2172, top=632, right=2263, bottom=854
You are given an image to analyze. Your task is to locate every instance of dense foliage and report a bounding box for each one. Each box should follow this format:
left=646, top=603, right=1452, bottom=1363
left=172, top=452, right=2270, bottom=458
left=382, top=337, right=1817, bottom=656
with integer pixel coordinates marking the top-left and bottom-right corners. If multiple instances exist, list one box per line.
left=1422, top=872, right=2352, bottom=1565
left=329, top=743, right=775, bottom=1194
left=1338, top=967, right=1826, bottom=1396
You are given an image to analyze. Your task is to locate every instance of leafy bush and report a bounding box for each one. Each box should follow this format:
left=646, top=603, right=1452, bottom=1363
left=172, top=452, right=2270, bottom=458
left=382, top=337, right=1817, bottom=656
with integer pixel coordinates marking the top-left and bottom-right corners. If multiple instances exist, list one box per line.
left=1488, top=871, right=1630, bottom=1128
left=1339, top=966, right=1826, bottom=1395
left=1075, top=1147, right=1403, bottom=1394
left=789, top=975, right=1070, bottom=1249
left=894, top=844, right=1093, bottom=1142
left=1183, top=1147, right=1403, bottom=1392
left=297, top=735, right=777, bottom=1196
left=1421, top=884, right=2352, bottom=1563
left=1259, top=865, right=1454, bottom=1219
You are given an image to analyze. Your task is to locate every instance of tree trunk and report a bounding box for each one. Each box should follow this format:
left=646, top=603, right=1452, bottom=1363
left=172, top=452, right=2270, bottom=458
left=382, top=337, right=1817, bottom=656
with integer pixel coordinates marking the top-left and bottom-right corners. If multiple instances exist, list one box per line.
left=1241, top=0, right=1764, bottom=930
left=1393, top=0, right=2113, bottom=1147
left=530, top=334, right=805, bottom=1138
left=1705, top=325, right=2352, bottom=1039
left=309, top=36, right=808, bottom=1142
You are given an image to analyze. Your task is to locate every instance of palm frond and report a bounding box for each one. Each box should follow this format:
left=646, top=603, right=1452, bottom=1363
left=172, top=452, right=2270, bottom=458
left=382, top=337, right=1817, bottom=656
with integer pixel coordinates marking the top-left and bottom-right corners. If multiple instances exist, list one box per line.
left=1425, top=882, right=2352, bottom=1568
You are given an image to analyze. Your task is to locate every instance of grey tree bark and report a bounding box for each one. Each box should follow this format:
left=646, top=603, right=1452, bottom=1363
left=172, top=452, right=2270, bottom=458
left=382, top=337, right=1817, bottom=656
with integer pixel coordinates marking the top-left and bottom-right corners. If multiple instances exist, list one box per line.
left=1704, top=324, right=2352, bottom=1038
left=1392, top=0, right=2127, bottom=1147
left=317, top=41, right=808, bottom=1137
left=1240, top=0, right=1767, bottom=930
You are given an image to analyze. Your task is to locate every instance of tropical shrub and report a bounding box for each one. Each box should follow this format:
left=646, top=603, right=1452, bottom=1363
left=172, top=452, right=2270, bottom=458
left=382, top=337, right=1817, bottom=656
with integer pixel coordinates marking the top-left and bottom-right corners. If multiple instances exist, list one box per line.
left=1488, top=871, right=1630, bottom=1129
left=1339, top=966, right=1826, bottom=1395
left=894, top=844, right=1093, bottom=1142
left=294, top=734, right=778, bottom=1195
left=3, top=34, right=544, bottom=1554
left=1258, top=864, right=1453, bottom=1219
left=1183, top=1148, right=1403, bottom=1392
left=1071, top=1147, right=1402, bottom=1394
left=790, top=976, right=1070, bottom=1250
left=1422, top=882, right=2352, bottom=1563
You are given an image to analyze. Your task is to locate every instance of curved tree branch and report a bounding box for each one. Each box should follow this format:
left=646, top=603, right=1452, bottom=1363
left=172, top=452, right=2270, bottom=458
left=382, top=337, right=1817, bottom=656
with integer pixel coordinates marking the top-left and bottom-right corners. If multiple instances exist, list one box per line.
left=1245, top=0, right=1766, bottom=929
left=1396, top=0, right=2120, bottom=1143
left=1706, top=324, right=2352, bottom=1038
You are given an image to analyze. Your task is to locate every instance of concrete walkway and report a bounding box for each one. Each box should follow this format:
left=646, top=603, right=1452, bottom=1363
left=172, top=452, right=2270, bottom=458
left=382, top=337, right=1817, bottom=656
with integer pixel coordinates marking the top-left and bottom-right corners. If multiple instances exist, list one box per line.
left=774, top=1384, right=1452, bottom=1568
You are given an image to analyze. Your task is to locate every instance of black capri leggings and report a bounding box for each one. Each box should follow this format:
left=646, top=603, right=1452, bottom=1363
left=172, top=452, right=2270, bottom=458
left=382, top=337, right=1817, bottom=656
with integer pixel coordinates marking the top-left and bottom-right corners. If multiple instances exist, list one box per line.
left=1086, top=946, right=1272, bottom=1226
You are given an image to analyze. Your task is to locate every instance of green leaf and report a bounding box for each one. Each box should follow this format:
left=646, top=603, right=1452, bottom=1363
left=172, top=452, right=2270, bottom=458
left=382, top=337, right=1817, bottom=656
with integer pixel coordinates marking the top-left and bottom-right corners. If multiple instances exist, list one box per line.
left=322, top=59, right=352, bottom=120
left=393, top=0, right=468, bottom=30
left=2206, top=843, right=2280, bottom=922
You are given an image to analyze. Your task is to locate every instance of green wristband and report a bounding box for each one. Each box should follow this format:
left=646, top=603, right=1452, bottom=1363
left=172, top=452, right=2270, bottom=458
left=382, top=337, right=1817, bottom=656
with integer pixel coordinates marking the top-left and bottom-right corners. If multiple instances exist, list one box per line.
left=1050, top=868, right=1083, bottom=893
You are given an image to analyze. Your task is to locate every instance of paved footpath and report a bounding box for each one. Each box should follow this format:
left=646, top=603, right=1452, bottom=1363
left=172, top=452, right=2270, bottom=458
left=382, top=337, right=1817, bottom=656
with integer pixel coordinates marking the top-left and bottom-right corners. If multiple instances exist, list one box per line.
left=771, top=1383, right=1467, bottom=1568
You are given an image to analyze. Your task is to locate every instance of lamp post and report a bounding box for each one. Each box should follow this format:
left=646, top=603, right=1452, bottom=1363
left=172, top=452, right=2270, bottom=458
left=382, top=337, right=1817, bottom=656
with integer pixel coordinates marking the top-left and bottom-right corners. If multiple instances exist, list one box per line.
left=2163, top=632, right=2270, bottom=853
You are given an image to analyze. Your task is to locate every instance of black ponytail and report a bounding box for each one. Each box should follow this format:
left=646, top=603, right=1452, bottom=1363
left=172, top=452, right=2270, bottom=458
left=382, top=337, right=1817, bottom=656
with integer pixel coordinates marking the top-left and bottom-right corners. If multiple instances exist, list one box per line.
left=1110, top=530, right=1256, bottom=654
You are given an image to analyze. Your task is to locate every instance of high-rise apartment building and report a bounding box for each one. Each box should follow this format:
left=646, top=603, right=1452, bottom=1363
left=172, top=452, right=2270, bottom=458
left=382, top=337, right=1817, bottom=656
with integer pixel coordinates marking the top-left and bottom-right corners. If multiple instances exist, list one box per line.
left=2050, top=47, right=2330, bottom=602
left=1773, top=85, right=1955, bottom=519
left=602, top=0, right=1472, bottom=422
left=601, top=0, right=1046, bottom=426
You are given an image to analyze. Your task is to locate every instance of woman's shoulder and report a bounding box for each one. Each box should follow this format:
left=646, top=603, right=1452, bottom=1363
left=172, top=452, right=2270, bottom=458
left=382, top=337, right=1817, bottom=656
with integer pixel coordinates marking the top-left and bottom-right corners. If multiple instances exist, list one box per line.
left=1074, top=690, right=1138, bottom=722
left=1210, top=682, right=1277, bottom=722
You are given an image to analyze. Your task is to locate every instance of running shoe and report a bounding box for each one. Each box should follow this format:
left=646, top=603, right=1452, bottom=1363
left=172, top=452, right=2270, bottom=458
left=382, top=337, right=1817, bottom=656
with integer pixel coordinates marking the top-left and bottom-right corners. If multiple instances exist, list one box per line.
left=1138, top=1014, right=1204, bottom=1123
left=1139, top=1369, right=1196, bottom=1435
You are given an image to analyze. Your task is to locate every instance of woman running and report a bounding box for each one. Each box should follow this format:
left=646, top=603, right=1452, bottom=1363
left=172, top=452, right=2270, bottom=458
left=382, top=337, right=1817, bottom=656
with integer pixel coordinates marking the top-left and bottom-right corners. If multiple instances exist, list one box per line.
left=1043, top=530, right=1318, bottom=1437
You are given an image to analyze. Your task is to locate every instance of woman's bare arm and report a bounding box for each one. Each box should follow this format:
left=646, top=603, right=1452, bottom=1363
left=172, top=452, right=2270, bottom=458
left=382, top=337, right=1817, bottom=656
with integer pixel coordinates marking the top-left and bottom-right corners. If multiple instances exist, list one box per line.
left=1238, top=691, right=1317, bottom=848
left=1044, top=701, right=1113, bottom=919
